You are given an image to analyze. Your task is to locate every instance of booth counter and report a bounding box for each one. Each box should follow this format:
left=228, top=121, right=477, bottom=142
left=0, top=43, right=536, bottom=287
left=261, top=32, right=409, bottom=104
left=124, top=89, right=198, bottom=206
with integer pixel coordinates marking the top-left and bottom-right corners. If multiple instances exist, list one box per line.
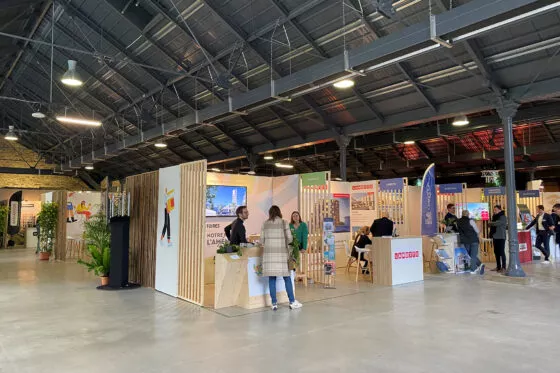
left=372, top=236, right=424, bottom=286
left=214, top=245, right=294, bottom=309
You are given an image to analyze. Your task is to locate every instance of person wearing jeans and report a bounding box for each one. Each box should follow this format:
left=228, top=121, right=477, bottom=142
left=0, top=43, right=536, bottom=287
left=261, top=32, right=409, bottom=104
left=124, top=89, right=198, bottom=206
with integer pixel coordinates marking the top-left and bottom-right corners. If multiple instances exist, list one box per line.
left=489, top=205, right=507, bottom=272
left=261, top=205, right=302, bottom=310
left=457, top=209, right=485, bottom=275
left=526, top=205, right=554, bottom=263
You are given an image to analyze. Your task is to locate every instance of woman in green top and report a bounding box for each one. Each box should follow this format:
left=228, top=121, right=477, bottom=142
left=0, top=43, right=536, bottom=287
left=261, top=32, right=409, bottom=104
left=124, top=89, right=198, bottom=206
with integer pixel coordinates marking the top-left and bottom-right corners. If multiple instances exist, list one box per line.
left=290, top=211, right=308, bottom=251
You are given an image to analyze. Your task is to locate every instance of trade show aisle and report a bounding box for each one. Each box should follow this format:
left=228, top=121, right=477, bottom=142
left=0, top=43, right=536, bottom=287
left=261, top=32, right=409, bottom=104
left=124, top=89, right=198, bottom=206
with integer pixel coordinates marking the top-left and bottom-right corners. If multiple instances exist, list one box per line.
left=2, top=249, right=560, bottom=373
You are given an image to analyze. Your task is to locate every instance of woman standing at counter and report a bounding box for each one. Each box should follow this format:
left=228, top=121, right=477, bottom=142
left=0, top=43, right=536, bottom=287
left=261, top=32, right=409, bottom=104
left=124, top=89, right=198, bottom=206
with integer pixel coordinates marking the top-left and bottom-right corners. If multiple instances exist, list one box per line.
left=290, top=211, right=308, bottom=251
left=261, top=206, right=303, bottom=311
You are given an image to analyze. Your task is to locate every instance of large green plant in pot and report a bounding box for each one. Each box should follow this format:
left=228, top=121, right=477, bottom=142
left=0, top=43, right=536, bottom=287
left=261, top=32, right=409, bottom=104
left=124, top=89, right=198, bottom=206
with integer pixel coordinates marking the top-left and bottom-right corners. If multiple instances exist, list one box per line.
left=78, top=213, right=111, bottom=281
left=0, top=204, right=8, bottom=239
left=37, top=202, right=58, bottom=257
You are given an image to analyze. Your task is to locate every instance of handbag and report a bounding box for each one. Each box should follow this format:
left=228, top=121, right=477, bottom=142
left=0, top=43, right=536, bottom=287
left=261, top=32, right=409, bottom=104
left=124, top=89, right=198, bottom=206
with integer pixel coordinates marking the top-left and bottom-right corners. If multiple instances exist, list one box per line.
left=283, top=221, right=297, bottom=271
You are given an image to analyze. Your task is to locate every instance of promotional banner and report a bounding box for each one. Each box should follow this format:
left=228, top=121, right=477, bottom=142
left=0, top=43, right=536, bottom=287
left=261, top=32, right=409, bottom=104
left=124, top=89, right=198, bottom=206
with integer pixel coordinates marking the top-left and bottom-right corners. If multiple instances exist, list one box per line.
left=66, top=192, right=102, bottom=239
left=484, top=187, right=505, bottom=196
left=7, top=191, right=22, bottom=235
left=155, top=165, right=181, bottom=297
left=350, top=181, right=376, bottom=231
left=421, top=164, right=437, bottom=236
left=390, top=238, right=423, bottom=285
left=518, top=204, right=532, bottom=226
left=323, top=218, right=335, bottom=261
left=301, top=172, right=327, bottom=187
left=379, top=178, right=404, bottom=192
left=332, top=194, right=350, bottom=233
left=518, top=190, right=540, bottom=198
left=438, top=183, right=463, bottom=194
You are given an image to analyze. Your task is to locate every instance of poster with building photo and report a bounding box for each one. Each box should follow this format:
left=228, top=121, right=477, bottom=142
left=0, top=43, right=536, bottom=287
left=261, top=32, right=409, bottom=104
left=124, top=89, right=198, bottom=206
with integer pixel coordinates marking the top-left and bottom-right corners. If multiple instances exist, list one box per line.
left=332, top=194, right=350, bottom=233
left=350, top=182, right=377, bottom=234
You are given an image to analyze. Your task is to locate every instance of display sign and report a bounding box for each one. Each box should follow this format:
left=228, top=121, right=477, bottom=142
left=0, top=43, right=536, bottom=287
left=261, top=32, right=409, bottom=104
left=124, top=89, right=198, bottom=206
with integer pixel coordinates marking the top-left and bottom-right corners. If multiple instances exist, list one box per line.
left=155, top=165, right=181, bottom=297
left=66, top=192, right=102, bottom=239
left=421, top=164, right=437, bottom=235
left=454, top=247, right=471, bottom=273
left=7, top=191, right=22, bottom=235
left=390, top=238, right=423, bottom=285
left=379, top=178, right=404, bottom=192
left=301, top=172, right=327, bottom=187
left=332, top=194, right=350, bottom=233
left=517, top=230, right=533, bottom=263
left=438, top=183, right=463, bottom=194
left=247, top=257, right=294, bottom=297
left=518, top=204, right=532, bottom=226
left=323, top=218, right=335, bottom=261
left=9, top=201, right=19, bottom=226
left=466, top=202, right=490, bottom=221
left=205, top=221, right=230, bottom=256
left=205, top=185, right=247, bottom=217
left=518, top=190, right=540, bottom=198
left=484, top=187, right=505, bottom=196
left=350, top=181, right=376, bottom=232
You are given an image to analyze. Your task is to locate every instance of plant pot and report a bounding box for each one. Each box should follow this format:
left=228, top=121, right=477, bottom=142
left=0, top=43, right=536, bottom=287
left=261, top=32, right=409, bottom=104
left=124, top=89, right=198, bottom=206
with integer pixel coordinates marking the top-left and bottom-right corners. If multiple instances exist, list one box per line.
left=38, top=251, right=50, bottom=261
left=100, top=276, right=109, bottom=286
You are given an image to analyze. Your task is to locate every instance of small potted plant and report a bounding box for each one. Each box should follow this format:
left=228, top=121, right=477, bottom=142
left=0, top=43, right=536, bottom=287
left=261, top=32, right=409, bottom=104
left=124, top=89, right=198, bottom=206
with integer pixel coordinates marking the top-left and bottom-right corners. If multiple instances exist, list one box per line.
left=78, top=213, right=111, bottom=285
left=37, top=202, right=58, bottom=260
left=216, top=241, right=243, bottom=256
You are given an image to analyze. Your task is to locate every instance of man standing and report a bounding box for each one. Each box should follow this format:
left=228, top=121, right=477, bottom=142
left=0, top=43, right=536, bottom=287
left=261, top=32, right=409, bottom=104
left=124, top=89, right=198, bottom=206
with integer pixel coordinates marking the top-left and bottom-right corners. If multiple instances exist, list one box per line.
left=224, top=205, right=249, bottom=245
left=552, top=204, right=560, bottom=260
left=489, top=205, right=507, bottom=272
left=370, top=212, right=394, bottom=237
left=526, top=205, right=554, bottom=263
left=443, top=203, right=458, bottom=233
left=457, top=210, right=485, bottom=274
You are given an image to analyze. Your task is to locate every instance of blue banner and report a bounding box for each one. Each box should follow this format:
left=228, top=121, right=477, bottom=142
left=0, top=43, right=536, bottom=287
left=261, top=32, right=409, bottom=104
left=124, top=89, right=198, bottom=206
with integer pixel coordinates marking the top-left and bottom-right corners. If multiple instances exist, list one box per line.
left=421, top=164, right=437, bottom=236
left=484, top=187, right=505, bottom=196
left=379, top=178, right=404, bottom=192
left=518, top=190, right=540, bottom=198
left=439, top=183, right=463, bottom=194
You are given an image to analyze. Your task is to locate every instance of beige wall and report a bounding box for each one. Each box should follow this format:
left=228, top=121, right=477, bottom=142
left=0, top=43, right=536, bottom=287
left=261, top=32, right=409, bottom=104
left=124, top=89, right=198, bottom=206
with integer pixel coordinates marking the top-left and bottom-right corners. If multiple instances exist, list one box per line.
left=0, top=174, right=88, bottom=191
left=0, top=189, right=50, bottom=202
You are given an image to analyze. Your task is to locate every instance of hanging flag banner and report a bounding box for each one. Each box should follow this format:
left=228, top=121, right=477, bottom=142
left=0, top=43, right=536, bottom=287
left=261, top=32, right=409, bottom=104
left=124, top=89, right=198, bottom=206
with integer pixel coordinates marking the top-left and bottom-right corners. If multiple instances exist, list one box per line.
left=438, top=183, right=463, bottom=194
left=518, top=190, right=540, bottom=198
left=484, top=187, right=505, bottom=196
left=379, top=178, right=404, bottom=192
left=8, top=191, right=22, bottom=235
left=421, top=164, right=437, bottom=236
left=301, top=172, right=327, bottom=187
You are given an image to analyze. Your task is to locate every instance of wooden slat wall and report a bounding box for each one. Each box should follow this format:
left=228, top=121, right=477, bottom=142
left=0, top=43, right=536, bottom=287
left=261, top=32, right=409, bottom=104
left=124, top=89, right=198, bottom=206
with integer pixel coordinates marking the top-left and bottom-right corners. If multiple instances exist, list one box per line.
left=178, top=160, right=206, bottom=305
left=52, top=191, right=67, bottom=261
left=376, top=178, right=409, bottom=236
left=126, top=171, right=158, bottom=288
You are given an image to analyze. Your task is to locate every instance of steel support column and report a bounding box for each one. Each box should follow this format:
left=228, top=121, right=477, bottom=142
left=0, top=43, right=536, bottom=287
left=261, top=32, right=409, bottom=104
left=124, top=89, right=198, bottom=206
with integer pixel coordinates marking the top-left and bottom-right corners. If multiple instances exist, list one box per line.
left=337, top=135, right=351, bottom=181
left=497, top=100, right=525, bottom=277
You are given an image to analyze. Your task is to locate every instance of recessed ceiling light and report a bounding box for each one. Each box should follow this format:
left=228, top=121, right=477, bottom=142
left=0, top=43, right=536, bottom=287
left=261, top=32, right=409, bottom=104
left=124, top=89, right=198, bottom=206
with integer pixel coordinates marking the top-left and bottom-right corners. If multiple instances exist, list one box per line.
left=333, top=79, right=355, bottom=89
left=61, top=60, right=83, bottom=86
left=210, top=167, right=221, bottom=172
left=154, top=142, right=167, bottom=148
left=452, top=115, right=469, bottom=126
left=403, top=140, right=415, bottom=145
left=85, top=165, right=94, bottom=170
left=263, top=155, right=274, bottom=160
left=275, top=162, right=294, bottom=169
left=56, top=116, right=102, bottom=126
left=32, top=112, right=46, bottom=119
left=4, top=126, right=18, bottom=141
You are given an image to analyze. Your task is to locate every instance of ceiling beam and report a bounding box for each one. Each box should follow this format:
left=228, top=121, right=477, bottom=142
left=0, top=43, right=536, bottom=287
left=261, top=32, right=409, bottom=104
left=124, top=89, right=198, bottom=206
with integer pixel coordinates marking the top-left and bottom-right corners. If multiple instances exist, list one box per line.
left=396, top=62, right=438, bottom=113
left=541, top=122, right=557, bottom=143
left=352, top=87, right=384, bottom=122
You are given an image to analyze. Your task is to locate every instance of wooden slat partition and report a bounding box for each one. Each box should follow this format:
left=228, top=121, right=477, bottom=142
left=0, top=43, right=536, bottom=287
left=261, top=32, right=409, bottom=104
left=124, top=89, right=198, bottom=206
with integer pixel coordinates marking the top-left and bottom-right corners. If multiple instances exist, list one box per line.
left=52, top=191, right=67, bottom=260
left=126, top=171, right=158, bottom=288
left=376, top=178, right=409, bottom=236
left=178, top=160, right=206, bottom=305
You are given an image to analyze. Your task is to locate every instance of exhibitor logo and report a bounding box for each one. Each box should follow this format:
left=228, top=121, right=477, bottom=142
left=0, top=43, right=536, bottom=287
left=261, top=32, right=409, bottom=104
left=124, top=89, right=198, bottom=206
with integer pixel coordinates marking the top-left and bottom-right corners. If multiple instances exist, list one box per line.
left=394, top=251, right=419, bottom=260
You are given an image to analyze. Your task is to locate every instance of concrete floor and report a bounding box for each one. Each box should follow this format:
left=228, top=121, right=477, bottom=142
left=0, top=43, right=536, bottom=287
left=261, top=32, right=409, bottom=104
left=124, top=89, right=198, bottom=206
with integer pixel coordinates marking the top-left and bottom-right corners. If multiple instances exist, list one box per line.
left=1, top=248, right=559, bottom=373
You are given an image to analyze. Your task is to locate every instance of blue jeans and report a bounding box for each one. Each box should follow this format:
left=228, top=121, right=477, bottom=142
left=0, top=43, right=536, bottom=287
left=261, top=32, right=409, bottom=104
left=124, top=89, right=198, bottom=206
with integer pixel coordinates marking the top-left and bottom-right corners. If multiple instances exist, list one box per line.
left=464, top=242, right=481, bottom=271
left=269, top=276, right=295, bottom=305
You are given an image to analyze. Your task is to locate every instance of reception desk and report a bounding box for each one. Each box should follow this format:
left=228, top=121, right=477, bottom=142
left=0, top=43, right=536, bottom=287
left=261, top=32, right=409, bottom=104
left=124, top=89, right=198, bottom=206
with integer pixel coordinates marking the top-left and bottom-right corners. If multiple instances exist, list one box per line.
left=372, top=236, right=424, bottom=286
left=214, top=245, right=294, bottom=309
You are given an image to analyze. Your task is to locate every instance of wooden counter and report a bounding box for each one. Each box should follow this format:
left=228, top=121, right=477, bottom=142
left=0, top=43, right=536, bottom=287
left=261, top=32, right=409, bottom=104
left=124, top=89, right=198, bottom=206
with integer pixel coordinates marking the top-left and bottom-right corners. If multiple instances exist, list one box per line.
left=214, top=245, right=292, bottom=309
left=372, top=236, right=424, bottom=286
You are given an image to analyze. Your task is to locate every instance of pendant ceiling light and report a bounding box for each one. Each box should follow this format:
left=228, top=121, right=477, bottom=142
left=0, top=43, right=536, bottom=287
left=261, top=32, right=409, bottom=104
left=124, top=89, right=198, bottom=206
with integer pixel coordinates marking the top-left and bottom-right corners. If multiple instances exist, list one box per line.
left=84, top=165, right=94, bottom=170
left=32, top=111, right=46, bottom=118
left=61, top=60, right=83, bottom=86
left=452, top=115, right=469, bottom=126
left=333, top=79, right=355, bottom=89
left=263, top=155, right=274, bottom=160
left=154, top=142, right=167, bottom=148
left=275, top=162, right=294, bottom=169
left=4, top=126, right=18, bottom=141
left=56, top=116, right=101, bottom=126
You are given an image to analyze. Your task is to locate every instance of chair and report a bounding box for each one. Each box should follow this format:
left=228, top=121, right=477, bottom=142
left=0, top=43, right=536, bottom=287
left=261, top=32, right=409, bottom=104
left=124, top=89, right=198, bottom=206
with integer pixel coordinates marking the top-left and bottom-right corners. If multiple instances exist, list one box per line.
left=354, top=244, right=373, bottom=283
left=344, top=241, right=357, bottom=273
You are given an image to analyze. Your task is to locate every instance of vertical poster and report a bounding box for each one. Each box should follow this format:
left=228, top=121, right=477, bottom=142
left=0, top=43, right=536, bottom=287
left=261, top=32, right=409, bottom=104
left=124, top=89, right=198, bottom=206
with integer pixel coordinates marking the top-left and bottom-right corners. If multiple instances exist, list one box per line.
left=332, top=194, right=350, bottom=233
left=8, top=191, right=22, bottom=235
left=421, top=164, right=437, bottom=236
left=155, top=165, right=181, bottom=297
left=323, top=217, right=335, bottom=261
left=350, top=182, right=376, bottom=234
left=66, top=192, right=102, bottom=239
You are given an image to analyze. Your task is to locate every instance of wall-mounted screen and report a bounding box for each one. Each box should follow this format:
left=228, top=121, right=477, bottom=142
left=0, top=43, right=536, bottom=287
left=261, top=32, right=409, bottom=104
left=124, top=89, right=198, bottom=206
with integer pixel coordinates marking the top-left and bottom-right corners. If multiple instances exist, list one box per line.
left=466, top=202, right=490, bottom=221
left=206, top=185, right=247, bottom=217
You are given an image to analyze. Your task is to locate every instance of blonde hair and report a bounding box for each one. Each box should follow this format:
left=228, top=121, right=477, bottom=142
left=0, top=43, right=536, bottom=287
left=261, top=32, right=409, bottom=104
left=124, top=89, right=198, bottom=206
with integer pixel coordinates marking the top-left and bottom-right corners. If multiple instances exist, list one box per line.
left=358, top=226, right=370, bottom=235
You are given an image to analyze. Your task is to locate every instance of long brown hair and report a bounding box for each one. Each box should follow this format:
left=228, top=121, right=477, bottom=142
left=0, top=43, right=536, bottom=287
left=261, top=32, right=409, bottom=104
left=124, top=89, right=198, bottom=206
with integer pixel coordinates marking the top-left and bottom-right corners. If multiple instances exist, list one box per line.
left=290, top=211, right=303, bottom=225
left=268, top=205, right=282, bottom=221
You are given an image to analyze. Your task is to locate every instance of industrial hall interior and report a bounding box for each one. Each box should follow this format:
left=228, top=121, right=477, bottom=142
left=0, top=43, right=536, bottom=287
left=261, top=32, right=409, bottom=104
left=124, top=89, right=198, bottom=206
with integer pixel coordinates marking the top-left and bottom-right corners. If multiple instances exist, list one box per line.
left=3, top=0, right=560, bottom=372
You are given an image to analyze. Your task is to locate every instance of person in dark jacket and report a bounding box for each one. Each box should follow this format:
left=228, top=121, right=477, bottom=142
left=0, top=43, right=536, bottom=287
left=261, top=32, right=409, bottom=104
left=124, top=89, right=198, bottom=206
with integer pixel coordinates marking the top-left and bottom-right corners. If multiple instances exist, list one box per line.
left=552, top=204, right=560, bottom=259
left=370, top=213, right=394, bottom=237
left=489, top=205, right=507, bottom=272
left=442, top=203, right=459, bottom=233
left=526, top=205, right=554, bottom=263
left=457, top=210, right=484, bottom=274
left=224, top=205, right=249, bottom=245
left=351, top=226, right=372, bottom=274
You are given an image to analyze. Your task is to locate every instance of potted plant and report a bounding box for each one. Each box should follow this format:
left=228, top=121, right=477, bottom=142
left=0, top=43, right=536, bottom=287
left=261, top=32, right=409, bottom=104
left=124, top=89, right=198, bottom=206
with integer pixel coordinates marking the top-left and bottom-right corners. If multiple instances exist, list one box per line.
left=37, top=202, right=58, bottom=260
left=0, top=205, right=8, bottom=248
left=78, top=213, right=111, bottom=285
left=216, top=241, right=243, bottom=256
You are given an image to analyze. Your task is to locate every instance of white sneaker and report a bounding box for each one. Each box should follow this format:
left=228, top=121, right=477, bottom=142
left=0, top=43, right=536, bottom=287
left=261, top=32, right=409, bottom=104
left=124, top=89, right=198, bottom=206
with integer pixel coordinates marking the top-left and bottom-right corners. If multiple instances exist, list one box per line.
left=271, top=304, right=278, bottom=311
left=289, top=300, right=303, bottom=309
left=543, top=260, right=551, bottom=264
